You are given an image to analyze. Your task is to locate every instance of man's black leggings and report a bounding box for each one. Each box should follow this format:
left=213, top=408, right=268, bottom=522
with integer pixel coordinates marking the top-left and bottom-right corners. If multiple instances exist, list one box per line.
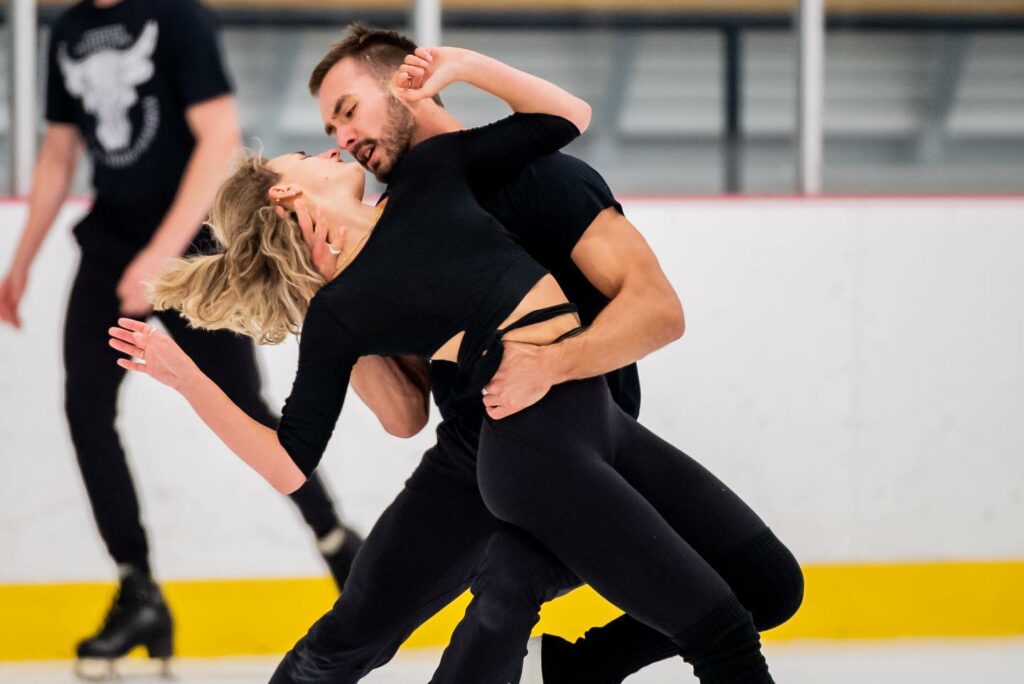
left=64, top=238, right=341, bottom=573
left=270, top=432, right=499, bottom=684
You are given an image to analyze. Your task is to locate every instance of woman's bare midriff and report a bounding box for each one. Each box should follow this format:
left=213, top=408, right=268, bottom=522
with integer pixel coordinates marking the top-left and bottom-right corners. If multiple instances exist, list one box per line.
left=431, top=274, right=580, bottom=362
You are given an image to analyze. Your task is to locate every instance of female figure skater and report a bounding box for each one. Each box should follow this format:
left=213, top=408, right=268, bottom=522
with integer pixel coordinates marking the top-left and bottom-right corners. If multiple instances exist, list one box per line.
left=110, top=47, right=778, bottom=683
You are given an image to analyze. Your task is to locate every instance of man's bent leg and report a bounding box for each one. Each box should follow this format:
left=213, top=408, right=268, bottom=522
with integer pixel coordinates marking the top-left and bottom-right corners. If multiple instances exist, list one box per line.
left=430, top=526, right=578, bottom=684
left=272, top=444, right=500, bottom=683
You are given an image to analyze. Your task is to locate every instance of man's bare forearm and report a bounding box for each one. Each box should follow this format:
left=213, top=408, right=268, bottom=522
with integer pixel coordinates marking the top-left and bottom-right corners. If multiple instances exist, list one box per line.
left=546, top=210, right=684, bottom=383
left=146, top=136, right=240, bottom=257
left=456, top=50, right=592, bottom=134
left=7, top=126, right=80, bottom=274
left=550, top=277, right=683, bottom=384
left=350, top=355, right=431, bottom=437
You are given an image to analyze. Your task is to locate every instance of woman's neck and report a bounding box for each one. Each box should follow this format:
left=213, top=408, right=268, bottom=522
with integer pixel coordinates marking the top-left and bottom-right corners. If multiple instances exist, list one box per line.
left=321, top=199, right=381, bottom=275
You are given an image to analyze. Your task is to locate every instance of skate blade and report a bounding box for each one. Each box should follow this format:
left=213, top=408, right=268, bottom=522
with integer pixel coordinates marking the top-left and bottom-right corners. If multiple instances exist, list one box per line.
left=74, top=656, right=173, bottom=681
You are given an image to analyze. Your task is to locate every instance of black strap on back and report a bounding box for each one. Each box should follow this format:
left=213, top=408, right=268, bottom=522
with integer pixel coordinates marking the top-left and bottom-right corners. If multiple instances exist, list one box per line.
left=494, top=302, right=579, bottom=337
left=452, top=302, right=581, bottom=404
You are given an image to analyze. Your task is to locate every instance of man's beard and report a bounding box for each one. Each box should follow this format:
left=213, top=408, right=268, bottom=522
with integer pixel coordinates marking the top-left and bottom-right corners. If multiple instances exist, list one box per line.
left=371, top=94, right=415, bottom=183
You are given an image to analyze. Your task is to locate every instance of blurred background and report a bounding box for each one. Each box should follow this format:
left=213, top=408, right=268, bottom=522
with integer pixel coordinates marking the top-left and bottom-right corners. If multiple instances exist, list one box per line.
left=3, top=0, right=1024, bottom=196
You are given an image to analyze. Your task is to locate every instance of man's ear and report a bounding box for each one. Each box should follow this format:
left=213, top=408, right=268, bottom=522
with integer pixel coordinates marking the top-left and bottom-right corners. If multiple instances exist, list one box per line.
left=268, top=184, right=302, bottom=205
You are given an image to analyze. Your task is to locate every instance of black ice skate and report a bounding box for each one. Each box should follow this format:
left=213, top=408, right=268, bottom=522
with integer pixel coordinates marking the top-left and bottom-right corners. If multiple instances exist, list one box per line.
left=74, top=566, right=173, bottom=680
left=318, top=524, right=364, bottom=591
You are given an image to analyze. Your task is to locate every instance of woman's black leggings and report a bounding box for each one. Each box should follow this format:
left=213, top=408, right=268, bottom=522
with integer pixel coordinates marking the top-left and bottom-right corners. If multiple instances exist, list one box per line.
left=64, top=244, right=341, bottom=573
left=476, top=377, right=781, bottom=683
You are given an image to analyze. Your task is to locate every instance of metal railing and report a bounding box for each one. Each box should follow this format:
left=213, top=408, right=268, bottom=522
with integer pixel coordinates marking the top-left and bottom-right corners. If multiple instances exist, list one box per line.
left=5, top=1, right=1024, bottom=195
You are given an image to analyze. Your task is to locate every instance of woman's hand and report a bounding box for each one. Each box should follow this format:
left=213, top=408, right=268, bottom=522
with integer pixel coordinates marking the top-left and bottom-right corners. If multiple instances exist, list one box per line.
left=108, top=318, right=201, bottom=392
left=394, top=47, right=472, bottom=103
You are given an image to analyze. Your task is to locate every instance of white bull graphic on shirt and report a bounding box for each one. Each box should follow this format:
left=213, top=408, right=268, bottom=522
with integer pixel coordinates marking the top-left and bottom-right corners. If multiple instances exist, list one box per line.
left=58, top=21, right=159, bottom=152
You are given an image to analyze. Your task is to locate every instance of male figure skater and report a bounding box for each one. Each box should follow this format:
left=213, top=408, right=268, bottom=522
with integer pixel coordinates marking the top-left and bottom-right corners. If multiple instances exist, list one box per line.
left=0, top=1, right=363, bottom=675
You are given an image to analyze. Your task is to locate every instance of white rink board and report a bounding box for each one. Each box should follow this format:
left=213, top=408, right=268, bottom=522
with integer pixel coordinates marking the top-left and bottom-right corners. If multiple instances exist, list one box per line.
left=1, top=197, right=1022, bottom=583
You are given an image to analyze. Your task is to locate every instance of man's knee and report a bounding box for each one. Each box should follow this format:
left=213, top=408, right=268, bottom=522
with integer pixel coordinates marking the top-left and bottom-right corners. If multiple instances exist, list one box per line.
left=473, top=534, right=578, bottom=615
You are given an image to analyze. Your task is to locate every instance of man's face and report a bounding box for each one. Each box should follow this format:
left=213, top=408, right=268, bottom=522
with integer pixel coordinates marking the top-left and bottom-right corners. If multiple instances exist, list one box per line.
left=317, top=58, right=415, bottom=182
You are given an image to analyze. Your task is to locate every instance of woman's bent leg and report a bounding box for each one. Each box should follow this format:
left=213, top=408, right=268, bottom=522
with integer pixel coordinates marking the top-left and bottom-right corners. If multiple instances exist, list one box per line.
left=477, top=379, right=773, bottom=683
left=550, top=429, right=804, bottom=682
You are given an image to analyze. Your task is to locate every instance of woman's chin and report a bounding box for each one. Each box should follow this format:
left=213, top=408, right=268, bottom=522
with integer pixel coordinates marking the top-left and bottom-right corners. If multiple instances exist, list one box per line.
left=341, top=166, right=367, bottom=198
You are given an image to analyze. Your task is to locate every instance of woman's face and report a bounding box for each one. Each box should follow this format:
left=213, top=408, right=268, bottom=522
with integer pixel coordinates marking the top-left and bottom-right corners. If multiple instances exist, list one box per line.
left=266, top=149, right=365, bottom=205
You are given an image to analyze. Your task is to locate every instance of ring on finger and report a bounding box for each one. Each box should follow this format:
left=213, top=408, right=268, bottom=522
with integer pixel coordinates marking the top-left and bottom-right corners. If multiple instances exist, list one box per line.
left=328, top=244, right=342, bottom=256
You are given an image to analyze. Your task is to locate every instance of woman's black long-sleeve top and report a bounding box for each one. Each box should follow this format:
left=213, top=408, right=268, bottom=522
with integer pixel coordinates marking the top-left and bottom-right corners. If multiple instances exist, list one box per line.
left=277, top=113, right=581, bottom=477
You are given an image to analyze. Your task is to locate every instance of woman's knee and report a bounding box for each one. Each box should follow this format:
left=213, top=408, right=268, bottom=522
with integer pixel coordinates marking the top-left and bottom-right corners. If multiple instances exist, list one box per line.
left=716, top=529, right=804, bottom=631
left=753, top=545, right=804, bottom=631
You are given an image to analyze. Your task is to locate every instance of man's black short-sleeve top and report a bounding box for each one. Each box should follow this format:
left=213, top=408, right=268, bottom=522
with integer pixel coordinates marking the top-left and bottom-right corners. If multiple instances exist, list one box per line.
left=46, top=0, right=232, bottom=208
left=429, top=152, right=641, bottom=441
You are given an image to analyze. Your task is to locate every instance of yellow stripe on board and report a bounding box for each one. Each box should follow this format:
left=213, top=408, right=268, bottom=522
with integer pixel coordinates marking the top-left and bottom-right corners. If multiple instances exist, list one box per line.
left=2, top=560, right=1023, bottom=661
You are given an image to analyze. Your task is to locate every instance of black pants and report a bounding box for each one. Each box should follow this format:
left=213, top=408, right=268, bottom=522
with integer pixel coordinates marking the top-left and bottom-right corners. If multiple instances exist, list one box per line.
left=271, top=429, right=496, bottom=683
left=64, top=214, right=340, bottom=572
left=467, top=378, right=798, bottom=682
left=271, top=410, right=801, bottom=683
left=434, top=400, right=803, bottom=682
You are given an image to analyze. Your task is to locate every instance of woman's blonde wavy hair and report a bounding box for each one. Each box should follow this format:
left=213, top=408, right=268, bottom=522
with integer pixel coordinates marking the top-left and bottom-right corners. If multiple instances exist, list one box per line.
left=150, top=155, right=323, bottom=345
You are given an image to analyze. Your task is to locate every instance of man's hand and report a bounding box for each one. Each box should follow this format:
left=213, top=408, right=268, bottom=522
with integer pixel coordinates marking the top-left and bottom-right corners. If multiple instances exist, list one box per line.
left=0, top=267, right=28, bottom=329
left=482, top=340, right=563, bottom=420
left=117, top=248, right=170, bottom=316
left=394, top=47, right=471, bottom=103
left=293, top=199, right=347, bottom=281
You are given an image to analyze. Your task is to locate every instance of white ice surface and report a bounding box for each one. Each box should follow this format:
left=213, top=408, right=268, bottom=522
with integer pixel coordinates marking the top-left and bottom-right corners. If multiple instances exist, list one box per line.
left=0, top=638, right=1022, bottom=683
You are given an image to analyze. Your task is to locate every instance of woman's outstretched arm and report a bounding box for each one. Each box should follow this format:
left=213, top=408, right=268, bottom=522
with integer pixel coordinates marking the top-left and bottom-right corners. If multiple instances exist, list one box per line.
left=397, top=47, right=591, bottom=134
left=109, top=318, right=307, bottom=494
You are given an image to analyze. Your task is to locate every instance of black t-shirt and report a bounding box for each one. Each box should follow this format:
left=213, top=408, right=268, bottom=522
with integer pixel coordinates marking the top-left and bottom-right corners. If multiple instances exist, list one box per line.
left=429, top=152, right=641, bottom=447
left=46, top=0, right=231, bottom=212
left=278, top=113, right=581, bottom=477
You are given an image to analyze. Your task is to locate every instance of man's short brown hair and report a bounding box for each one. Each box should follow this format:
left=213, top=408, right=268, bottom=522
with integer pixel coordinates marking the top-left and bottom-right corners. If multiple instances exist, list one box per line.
left=309, top=23, right=442, bottom=105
